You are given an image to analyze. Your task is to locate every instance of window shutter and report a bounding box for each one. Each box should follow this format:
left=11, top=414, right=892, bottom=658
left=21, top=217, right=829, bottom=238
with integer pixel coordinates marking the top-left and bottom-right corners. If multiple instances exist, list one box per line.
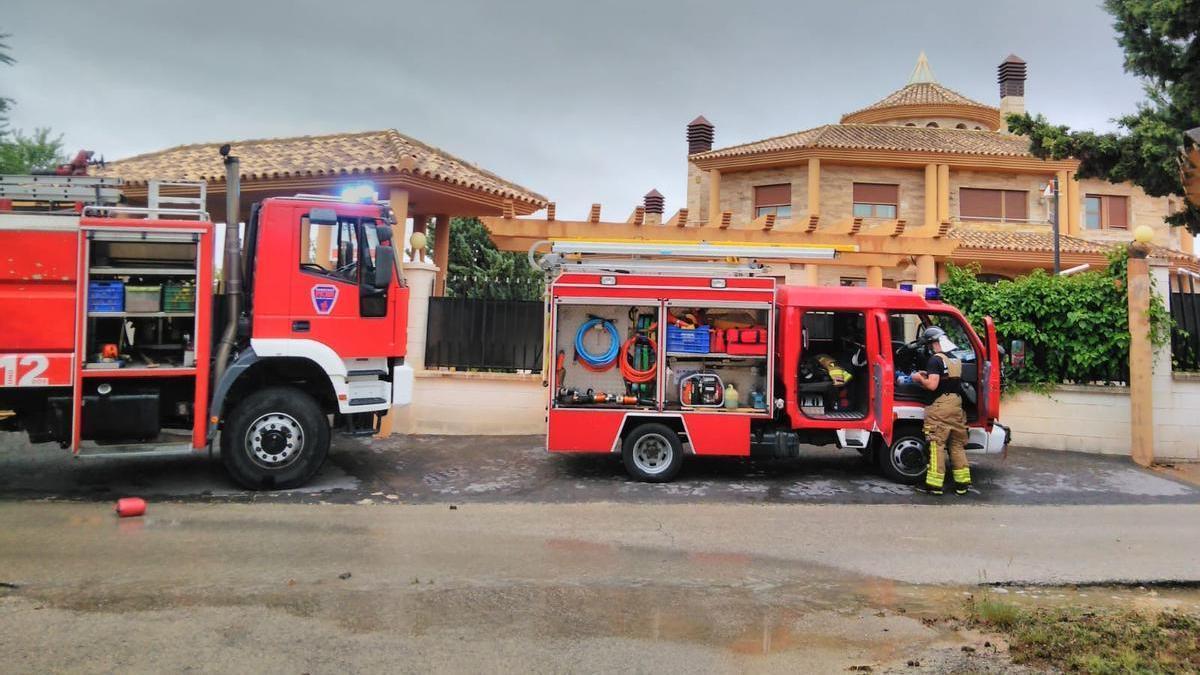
left=1003, top=190, right=1028, bottom=221
left=852, top=183, right=899, bottom=205
left=960, top=188, right=1002, bottom=219
left=1106, top=196, right=1128, bottom=229
left=753, top=184, right=791, bottom=207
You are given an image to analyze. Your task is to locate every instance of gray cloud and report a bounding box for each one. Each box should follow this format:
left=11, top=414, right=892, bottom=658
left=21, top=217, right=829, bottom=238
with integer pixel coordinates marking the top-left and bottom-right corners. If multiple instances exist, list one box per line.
left=4, top=0, right=1141, bottom=219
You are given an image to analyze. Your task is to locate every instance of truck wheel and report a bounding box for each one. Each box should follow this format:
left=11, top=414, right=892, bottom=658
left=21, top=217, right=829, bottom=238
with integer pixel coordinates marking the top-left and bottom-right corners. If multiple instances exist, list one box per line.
left=622, top=423, right=683, bottom=483
left=220, top=387, right=330, bottom=490
left=877, top=425, right=928, bottom=485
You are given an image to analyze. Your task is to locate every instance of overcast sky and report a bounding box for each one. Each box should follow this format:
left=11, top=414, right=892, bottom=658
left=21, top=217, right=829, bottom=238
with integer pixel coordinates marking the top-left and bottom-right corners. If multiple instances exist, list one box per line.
left=4, top=0, right=1146, bottom=220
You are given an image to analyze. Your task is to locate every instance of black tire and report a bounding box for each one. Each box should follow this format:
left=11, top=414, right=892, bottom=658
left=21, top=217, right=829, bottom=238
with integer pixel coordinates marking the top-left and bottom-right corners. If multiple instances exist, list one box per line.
left=220, top=386, right=330, bottom=490
left=876, top=424, right=929, bottom=485
left=622, top=423, right=684, bottom=483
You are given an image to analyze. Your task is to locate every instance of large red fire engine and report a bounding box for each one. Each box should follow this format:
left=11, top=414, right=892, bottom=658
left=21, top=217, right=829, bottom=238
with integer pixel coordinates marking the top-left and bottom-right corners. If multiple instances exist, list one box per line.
left=539, top=240, right=1009, bottom=483
left=0, top=150, right=412, bottom=488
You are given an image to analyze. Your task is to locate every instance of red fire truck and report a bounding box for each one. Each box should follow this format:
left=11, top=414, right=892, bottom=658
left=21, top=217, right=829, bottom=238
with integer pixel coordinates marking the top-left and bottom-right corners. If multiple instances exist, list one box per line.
left=0, top=151, right=412, bottom=489
left=539, top=241, right=1008, bottom=484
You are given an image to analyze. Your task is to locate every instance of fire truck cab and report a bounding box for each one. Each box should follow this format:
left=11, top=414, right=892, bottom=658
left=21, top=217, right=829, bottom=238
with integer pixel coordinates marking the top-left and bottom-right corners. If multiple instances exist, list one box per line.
left=541, top=242, right=1008, bottom=484
left=0, top=171, right=412, bottom=489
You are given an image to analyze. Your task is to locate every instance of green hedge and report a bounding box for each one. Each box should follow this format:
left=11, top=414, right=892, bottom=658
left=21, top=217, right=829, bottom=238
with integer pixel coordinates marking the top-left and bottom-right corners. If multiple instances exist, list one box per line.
left=941, top=248, right=1170, bottom=387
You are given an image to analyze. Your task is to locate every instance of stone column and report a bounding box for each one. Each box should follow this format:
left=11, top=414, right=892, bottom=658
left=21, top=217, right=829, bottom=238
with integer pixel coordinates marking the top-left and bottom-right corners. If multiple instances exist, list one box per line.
left=1127, top=242, right=1153, bottom=466
left=937, top=164, right=950, bottom=223
left=915, top=255, right=936, bottom=285
left=433, top=214, right=451, bottom=296
left=805, top=264, right=820, bottom=286
left=1056, top=170, right=1070, bottom=235
left=707, top=169, right=721, bottom=225
left=808, top=158, right=821, bottom=217
left=1066, top=173, right=1082, bottom=236
left=377, top=260, right=439, bottom=438
left=866, top=266, right=883, bottom=288
left=924, top=164, right=937, bottom=231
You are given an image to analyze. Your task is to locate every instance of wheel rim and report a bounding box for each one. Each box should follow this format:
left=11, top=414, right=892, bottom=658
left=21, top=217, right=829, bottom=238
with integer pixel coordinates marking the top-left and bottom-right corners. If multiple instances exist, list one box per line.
left=890, top=437, right=928, bottom=477
left=245, top=412, right=304, bottom=470
left=632, top=433, right=674, bottom=476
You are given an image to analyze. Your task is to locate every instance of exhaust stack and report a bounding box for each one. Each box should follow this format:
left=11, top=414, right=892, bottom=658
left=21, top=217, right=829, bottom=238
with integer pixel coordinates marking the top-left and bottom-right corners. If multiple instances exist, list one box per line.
left=212, top=144, right=242, bottom=388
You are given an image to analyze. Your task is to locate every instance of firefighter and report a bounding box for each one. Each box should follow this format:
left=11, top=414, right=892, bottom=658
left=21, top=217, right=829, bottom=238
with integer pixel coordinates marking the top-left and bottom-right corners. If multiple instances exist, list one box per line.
left=910, top=326, right=971, bottom=495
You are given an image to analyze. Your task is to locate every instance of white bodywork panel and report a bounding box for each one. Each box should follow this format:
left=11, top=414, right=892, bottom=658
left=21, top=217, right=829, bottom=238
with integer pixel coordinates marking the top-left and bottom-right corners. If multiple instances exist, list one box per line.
left=249, top=338, right=393, bottom=413
left=836, top=428, right=872, bottom=449
left=392, top=364, right=414, bottom=407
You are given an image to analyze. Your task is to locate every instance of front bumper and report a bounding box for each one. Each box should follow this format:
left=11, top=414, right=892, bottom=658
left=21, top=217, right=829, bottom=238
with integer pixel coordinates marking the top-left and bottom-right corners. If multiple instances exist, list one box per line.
left=966, top=421, right=1010, bottom=455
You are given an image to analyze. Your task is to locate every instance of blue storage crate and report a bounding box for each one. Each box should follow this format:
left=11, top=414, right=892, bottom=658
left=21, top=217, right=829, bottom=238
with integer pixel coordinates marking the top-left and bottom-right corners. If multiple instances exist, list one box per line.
left=88, top=280, right=125, bottom=312
left=666, top=325, right=711, bottom=353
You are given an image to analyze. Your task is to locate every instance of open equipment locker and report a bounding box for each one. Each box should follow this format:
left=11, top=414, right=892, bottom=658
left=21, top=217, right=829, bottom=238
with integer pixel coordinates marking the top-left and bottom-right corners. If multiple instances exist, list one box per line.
left=547, top=271, right=776, bottom=457
left=70, top=215, right=215, bottom=454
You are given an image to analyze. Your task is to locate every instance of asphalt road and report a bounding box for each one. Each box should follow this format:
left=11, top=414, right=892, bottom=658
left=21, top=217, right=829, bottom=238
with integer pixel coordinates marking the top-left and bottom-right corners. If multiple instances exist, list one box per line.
left=1, top=432, right=1196, bottom=506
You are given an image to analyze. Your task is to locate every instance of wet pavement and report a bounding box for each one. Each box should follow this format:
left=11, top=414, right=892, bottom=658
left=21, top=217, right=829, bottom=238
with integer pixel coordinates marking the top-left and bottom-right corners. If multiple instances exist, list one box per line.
left=2, top=500, right=1198, bottom=673
left=1, top=432, right=1197, bottom=506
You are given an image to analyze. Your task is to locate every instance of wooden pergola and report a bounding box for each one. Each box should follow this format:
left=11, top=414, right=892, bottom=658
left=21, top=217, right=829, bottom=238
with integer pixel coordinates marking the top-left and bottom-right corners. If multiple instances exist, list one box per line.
left=95, top=129, right=547, bottom=294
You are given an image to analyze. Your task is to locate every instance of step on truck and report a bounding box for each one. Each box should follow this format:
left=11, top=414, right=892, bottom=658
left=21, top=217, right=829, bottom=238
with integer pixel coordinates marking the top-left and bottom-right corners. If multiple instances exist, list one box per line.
left=537, top=240, right=1009, bottom=483
left=0, top=149, right=412, bottom=488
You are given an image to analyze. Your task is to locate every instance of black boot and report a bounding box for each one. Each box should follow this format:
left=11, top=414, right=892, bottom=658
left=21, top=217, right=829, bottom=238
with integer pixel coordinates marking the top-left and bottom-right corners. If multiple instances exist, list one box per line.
left=954, top=482, right=971, bottom=496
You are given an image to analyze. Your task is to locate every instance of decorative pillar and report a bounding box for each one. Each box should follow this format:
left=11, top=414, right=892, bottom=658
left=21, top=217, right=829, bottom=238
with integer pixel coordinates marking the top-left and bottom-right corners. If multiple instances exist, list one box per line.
left=916, top=254, right=936, bottom=285
left=866, top=266, right=884, bottom=288
left=378, top=260, right=439, bottom=438
left=808, top=158, right=821, bottom=217
left=937, top=164, right=950, bottom=223
left=389, top=187, right=410, bottom=246
left=1066, top=173, right=1082, bottom=236
left=433, top=213, right=451, bottom=296
left=707, top=169, right=721, bottom=225
left=1056, top=170, right=1070, bottom=235
left=1126, top=238, right=1154, bottom=467
left=924, top=164, right=937, bottom=230
left=805, top=263, right=820, bottom=286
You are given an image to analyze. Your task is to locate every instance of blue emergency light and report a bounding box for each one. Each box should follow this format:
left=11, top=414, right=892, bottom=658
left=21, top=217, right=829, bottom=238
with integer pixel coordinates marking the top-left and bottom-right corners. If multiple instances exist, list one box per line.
left=925, top=287, right=941, bottom=301
left=340, top=182, right=378, bottom=203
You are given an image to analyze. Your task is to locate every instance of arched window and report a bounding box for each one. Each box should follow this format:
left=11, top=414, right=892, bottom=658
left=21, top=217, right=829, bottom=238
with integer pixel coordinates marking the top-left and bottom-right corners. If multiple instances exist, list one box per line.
left=974, top=126, right=982, bottom=130
left=926, top=122, right=939, bottom=128
left=955, top=123, right=967, bottom=129
left=905, top=122, right=916, bottom=127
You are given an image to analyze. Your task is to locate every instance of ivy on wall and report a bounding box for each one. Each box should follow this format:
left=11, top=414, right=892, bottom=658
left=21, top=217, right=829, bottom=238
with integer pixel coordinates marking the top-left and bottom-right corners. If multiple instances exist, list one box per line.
left=942, top=248, right=1171, bottom=388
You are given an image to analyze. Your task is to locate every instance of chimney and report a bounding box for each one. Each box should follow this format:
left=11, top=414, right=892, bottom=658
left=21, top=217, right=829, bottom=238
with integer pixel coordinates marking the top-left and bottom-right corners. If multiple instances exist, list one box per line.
left=644, top=189, right=664, bottom=225
left=998, top=54, right=1026, bottom=131
left=687, top=116, right=714, bottom=154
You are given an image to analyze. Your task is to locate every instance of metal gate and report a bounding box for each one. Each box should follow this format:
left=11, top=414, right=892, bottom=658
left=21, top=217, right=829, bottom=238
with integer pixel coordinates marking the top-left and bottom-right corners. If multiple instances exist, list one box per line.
left=1170, top=271, right=1200, bottom=372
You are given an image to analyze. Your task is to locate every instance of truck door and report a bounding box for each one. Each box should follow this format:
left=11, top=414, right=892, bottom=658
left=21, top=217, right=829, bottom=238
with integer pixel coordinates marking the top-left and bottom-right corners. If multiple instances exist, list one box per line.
left=869, top=311, right=895, bottom=443
left=982, top=316, right=1001, bottom=421
left=288, top=210, right=395, bottom=358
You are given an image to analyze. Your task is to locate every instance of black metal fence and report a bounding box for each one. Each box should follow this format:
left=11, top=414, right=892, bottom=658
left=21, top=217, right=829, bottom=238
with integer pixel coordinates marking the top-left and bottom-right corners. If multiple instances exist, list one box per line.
left=1170, top=271, right=1200, bottom=372
left=425, top=276, right=544, bottom=372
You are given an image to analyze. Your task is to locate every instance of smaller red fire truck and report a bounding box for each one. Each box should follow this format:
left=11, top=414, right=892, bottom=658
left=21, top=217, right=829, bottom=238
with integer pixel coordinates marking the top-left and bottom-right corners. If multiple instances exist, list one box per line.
left=538, top=240, right=1008, bottom=483
left=0, top=150, right=412, bottom=488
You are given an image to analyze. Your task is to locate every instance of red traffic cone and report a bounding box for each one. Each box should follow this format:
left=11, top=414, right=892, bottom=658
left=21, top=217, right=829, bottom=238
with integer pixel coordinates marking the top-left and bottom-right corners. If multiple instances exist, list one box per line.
left=114, top=497, right=146, bottom=518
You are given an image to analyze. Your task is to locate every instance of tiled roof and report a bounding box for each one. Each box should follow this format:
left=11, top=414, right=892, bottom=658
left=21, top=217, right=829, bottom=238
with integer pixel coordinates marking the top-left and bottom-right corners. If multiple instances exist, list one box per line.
left=949, top=228, right=1194, bottom=262
left=691, top=124, right=1033, bottom=160
left=843, top=82, right=996, bottom=119
left=93, top=129, right=547, bottom=205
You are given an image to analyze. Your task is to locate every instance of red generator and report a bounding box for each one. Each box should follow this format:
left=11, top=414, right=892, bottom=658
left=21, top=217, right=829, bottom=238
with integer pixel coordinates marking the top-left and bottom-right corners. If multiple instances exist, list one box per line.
left=539, top=240, right=1008, bottom=484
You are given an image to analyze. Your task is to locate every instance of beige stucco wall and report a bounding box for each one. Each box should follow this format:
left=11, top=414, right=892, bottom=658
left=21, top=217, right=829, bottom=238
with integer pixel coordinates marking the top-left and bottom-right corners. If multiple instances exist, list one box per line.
left=391, top=371, right=546, bottom=435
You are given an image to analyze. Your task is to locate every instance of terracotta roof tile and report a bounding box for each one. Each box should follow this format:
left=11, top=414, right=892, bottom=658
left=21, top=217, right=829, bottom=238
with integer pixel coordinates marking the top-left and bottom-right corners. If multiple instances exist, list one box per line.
left=843, top=82, right=996, bottom=119
left=692, top=124, right=1033, bottom=160
left=949, top=227, right=1195, bottom=262
left=93, top=129, right=547, bottom=205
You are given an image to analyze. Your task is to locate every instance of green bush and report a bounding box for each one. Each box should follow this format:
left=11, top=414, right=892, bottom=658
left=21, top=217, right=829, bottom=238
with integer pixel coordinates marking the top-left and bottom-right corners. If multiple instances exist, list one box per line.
left=941, top=248, right=1170, bottom=388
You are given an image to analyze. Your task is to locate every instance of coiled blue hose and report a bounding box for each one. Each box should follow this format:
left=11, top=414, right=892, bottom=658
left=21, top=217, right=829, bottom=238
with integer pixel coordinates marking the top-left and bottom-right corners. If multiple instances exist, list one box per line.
left=575, top=318, right=620, bottom=369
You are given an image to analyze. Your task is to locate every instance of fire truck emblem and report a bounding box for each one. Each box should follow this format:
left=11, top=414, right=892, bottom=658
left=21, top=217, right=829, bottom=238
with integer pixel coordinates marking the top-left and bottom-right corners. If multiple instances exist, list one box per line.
left=311, top=284, right=339, bottom=315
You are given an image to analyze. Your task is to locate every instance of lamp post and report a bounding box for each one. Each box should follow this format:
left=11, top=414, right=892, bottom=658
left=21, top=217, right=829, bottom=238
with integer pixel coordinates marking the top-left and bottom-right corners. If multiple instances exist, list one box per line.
left=1050, top=177, right=1061, bottom=275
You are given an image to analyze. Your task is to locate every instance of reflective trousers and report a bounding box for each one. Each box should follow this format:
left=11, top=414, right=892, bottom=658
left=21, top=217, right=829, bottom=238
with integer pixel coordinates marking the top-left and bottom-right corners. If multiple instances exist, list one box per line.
left=925, top=393, right=970, bottom=490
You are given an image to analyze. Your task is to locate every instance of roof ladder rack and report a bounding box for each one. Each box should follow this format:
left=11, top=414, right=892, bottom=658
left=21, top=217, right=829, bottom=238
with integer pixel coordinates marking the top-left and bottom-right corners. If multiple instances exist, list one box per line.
left=0, top=174, right=124, bottom=210
left=148, top=180, right=207, bottom=219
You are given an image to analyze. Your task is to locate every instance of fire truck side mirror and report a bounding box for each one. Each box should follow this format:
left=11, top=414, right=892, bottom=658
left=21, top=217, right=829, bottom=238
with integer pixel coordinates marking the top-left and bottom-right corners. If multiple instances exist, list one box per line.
left=309, top=208, right=338, bottom=226
left=374, top=245, right=395, bottom=289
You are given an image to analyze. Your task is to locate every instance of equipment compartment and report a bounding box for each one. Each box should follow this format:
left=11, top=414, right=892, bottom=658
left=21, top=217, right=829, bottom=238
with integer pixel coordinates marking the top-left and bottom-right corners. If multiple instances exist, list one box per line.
left=663, top=304, right=771, bottom=413
left=552, top=302, right=660, bottom=409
